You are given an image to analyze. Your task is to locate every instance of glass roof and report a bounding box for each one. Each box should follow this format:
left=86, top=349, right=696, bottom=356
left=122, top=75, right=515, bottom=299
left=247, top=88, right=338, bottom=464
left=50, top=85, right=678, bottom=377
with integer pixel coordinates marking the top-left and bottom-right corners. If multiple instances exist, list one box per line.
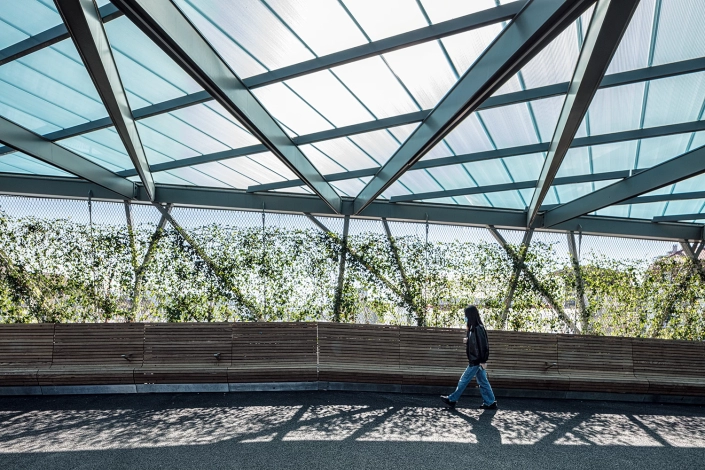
left=2, top=0, right=705, bottom=236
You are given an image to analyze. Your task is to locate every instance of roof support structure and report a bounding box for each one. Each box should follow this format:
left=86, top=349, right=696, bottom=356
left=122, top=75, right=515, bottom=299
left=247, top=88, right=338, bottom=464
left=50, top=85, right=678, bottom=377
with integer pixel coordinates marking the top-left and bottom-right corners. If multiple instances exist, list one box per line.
left=352, top=0, right=594, bottom=215
left=333, top=215, right=350, bottom=322
left=0, top=117, right=135, bottom=198
left=55, top=0, right=155, bottom=200
left=111, top=0, right=341, bottom=213
left=526, top=0, right=641, bottom=227
left=2, top=174, right=704, bottom=241
left=543, top=144, right=705, bottom=228
left=567, top=231, right=589, bottom=333
left=680, top=240, right=705, bottom=283
left=653, top=213, right=705, bottom=223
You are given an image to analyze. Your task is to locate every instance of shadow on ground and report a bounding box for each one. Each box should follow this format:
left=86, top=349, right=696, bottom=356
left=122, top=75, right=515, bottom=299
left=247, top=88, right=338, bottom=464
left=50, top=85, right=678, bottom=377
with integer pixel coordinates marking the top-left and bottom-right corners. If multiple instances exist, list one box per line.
left=1, top=391, right=704, bottom=469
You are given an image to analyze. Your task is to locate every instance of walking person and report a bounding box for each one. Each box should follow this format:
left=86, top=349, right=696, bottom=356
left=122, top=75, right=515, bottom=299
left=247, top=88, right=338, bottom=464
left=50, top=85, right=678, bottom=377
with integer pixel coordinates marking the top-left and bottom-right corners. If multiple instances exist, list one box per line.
left=441, top=305, right=497, bottom=410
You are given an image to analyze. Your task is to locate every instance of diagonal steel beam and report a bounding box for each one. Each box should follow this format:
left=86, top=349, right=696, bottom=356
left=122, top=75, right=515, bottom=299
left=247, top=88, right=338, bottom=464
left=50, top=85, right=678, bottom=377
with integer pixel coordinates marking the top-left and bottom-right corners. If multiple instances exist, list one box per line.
left=0, top=3, right=122, bottom=66
left=352, top=0, right=595, bottom=215
left=543, top=144, right=705, bottom=227
left=0, top=117, right=135, bottom=198
left=55, top=0, right=156, bottom=200
left=390, top=169, right=637, bottom=203
left=527, top=0, right=641, bottom=227
left=111, top=0, right=341, bottom=213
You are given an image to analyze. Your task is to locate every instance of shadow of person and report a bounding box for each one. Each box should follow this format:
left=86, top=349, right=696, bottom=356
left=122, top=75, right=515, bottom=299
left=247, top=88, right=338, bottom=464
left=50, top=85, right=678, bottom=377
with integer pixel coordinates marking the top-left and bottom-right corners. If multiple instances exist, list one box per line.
left=474, top=409, right=502, bottom=447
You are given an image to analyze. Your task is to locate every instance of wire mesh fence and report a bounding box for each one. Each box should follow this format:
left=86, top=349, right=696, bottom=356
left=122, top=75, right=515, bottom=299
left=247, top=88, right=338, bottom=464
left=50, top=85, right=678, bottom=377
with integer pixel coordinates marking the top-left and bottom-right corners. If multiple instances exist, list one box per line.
left=1, top=194, right=703, bottom=339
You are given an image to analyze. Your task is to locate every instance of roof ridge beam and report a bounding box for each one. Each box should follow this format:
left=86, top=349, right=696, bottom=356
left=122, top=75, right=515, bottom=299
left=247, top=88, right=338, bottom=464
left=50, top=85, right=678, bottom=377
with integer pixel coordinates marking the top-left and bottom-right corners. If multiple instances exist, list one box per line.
left=527, top=0, right=641, bottom=227
left=0, top=3, right=122, bottom=66
left=352, top=0, right=595, bottom=215
left=0, top=116, right=135, bottom=198
left=111, top=0, right=341, bottom=212
left=56, top=0, right=155, bottom=200
left=653, top=213, right=705, bottom=223
left=543, top=144, right=705, bottom=227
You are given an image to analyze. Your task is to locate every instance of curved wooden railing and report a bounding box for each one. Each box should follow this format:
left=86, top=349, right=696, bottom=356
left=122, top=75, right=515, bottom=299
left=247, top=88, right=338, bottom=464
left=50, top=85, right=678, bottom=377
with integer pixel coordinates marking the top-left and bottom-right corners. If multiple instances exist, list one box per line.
left=0, top=322, right=703, bottom=398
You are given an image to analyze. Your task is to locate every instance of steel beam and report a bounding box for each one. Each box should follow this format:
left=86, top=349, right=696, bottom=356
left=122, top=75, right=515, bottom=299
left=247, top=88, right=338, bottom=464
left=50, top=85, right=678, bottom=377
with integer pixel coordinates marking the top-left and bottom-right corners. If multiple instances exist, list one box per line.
left=56, top=0, right=155, bottom=200
left=390, top=169, right=637, bottom=203
left=527, top=0, right=641, bottom=227
left=0, top=3, right=122, bottom=66
left=653, top=213, right=705, bottom=223
left=334, top=215, right=351, bottom=322
left=544, top=144, right=705, bottom=227
left=352, top=0, right=594, bottom=214
left=0, top=117, right=135, bottom=198
left=501, top=228, right=534, bottom=327
left=567, top=230, right=589, bottom=333
left=2, top=174, right=704, bottom=241
left=111, top=0, right=341, bottom=213
left=680, top=239, right=705, bottom=283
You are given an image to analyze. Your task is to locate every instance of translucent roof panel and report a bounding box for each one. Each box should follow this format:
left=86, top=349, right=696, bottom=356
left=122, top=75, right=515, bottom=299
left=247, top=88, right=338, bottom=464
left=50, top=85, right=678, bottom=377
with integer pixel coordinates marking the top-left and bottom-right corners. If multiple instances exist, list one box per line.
left=383, top=40, right=457, bottom=109
left=463, top=159, right=515, bottom=187
left=662, top=199, right=705, bottom=217
left=501, top=153, right=546, bottom=182
left=229, top=152, right=298, bottom=183
left=331, top=176, right=372, bottom=198
left=396, top=170, right=444, bottom=194
left=253, top=83, right=333, bottom=136
left=136, top=102, right=260, bottom=166
left=669, top=172, right=705, bottom=194
left=605, top=0, right=655, bottom=75
left=152, top=167, right=234, bottom=189
left=485, top=190, right=527, bottom=210
left=331, top=57, right=419, bottom=119
left=186, top=161, right=258, bottom=189
left=642, top=72, right=705, bottom=128
left=284, top=71, right=374, bottom=127
left=265, top=0, right=367, bottom=56
left=347, top=126, right=409, bottom=166
left=424, top=165, right=477, bottom=191
left=652, top=0, right=705, bottom=67
left=0, top=0, right=62, bottom=50
left=57, top=127, right=132, bottom=173
left=553, top=180, right=619, bottom=204
left=437, top=114, right=494, bottom=156
left=301, top=137, right=378, bottom=173
left=576, top=82, right=644, bottom=137
left=0, top=152, right=73, bottom=177
left=104, top=16, right=202, bottom=109
left=342, top=0, right=427, bottom=41
left=0, top=39, right=106, bottom=134
left=635, top=133, right=693, bottom=169
left=172, top=0, right=313, bottom=72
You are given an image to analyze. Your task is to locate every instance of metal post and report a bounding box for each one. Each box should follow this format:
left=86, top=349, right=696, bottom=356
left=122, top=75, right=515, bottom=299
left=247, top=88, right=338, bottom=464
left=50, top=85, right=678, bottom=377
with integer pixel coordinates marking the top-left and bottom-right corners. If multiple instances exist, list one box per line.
left=332, top=215, right=350, bottom=322
left=499, top=228, right=534, bottom=328
left=680, top=240, right=705, bottom=283
left=123, top=201, right=139, bottom=320
left=567, top=231, right=589, bottom=333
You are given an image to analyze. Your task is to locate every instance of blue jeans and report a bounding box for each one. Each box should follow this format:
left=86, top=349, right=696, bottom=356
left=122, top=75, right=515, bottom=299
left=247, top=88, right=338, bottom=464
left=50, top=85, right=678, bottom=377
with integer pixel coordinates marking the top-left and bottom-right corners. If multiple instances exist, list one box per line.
left=448, top=364, right=496, bottom=404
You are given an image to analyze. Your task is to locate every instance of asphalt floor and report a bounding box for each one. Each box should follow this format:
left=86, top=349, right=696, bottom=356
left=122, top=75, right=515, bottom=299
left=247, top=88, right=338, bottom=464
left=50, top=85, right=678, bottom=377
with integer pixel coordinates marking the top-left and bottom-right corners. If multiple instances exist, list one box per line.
left=1, top=391, right=704, bottom=469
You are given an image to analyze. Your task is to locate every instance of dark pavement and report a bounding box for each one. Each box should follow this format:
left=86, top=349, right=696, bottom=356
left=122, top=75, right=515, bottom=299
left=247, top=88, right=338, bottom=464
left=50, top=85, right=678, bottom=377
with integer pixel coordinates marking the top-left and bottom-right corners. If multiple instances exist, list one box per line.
left=1, top=391, right=704, bottom=469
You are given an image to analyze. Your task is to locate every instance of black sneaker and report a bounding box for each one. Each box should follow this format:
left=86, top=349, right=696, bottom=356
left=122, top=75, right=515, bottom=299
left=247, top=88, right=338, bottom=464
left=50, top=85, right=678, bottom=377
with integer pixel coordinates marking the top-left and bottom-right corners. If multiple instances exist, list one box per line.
left=479, top=401, right=498, bottom=410
left=440, top=395, right=457, bottom=409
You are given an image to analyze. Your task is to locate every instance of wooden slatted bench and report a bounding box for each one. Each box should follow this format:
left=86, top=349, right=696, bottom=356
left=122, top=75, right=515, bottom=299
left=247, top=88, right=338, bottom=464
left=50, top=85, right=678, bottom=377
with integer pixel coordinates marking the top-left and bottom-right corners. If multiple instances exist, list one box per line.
left=399, top=326, right=466, bottom=387
left=0, top=324, right=54, bottom=389
left=37, top=323, right=144, bottom=388
left=230, top=322, right=317, bottom=383
left=556, top=334, right=649, bottom=394
left=632, top=338, right=705, bottom=396
left=136, top=323, right=231, bottom=387
left=487, top=330, right=569, bottom=391
left=318, top=323, right=401, bottom=384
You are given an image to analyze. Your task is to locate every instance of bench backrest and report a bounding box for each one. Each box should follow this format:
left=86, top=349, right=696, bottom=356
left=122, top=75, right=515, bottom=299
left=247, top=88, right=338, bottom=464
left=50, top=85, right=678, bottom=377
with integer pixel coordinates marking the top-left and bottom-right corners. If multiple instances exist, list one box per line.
left=0, top=324, right=54, bottom=368
left=632, top=337, right=705, bottom=377
left=318, top=322, right=399, bottom=369
left=557, top=334, right=635, bottom=373
left=143, top=323, right=232, bottom=367
left=400, top=326, right=465, bottom=369
left=489, top=330, right=560, bottom=373
left=52, top=323, right=144, bottom=367
left=232, top=322, right=317, bottom=366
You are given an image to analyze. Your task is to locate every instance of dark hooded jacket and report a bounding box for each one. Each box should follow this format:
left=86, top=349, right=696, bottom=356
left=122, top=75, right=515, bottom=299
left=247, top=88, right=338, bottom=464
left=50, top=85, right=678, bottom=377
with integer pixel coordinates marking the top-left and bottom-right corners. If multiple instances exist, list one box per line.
left=466, top=324, right=490, bottom=365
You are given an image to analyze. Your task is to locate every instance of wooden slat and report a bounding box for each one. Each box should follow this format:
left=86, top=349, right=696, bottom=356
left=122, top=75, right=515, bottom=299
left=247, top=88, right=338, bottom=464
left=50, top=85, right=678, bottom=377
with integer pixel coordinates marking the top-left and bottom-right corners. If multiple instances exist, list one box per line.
left=0, top=324, right=55, bottom=387
left=631, top=337, right=705, bottom=395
